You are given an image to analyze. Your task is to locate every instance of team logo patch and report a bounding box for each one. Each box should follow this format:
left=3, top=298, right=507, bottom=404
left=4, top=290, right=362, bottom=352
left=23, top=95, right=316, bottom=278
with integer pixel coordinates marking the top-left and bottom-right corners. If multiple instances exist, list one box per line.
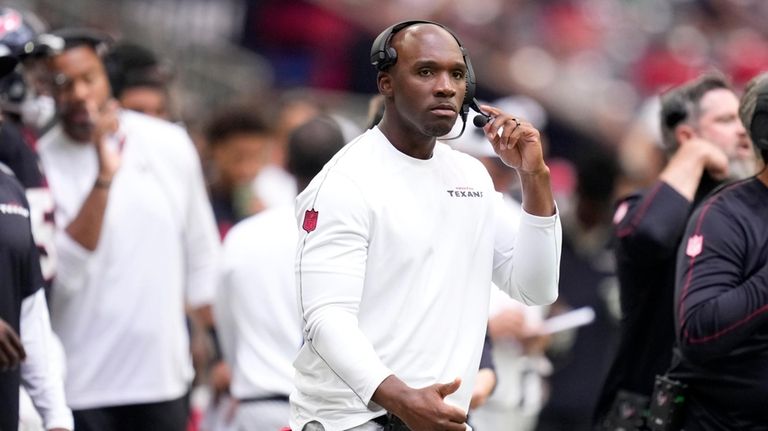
left=685, top=234, right=704, bottom=257
left=303, top=209, right=318, bottom=233
left=613, top=201, right=629, bottom=225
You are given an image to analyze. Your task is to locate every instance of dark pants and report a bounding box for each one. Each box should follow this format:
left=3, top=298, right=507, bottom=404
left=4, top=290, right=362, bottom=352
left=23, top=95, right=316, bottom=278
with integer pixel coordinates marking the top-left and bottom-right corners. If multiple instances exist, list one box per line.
left=73, top=395, right=188, bottom=431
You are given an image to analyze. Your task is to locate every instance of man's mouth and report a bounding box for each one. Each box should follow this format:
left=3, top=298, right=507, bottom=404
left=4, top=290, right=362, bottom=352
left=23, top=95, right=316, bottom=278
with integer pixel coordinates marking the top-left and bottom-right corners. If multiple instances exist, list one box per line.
left=430, top=103, right=457, bottom=117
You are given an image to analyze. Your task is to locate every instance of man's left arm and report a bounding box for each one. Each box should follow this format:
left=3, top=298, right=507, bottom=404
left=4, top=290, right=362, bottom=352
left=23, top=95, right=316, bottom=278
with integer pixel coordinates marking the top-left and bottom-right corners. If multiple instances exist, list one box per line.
left=479, top=104, right=561, bottom=305
left=675, top=204, right=768, bottom=361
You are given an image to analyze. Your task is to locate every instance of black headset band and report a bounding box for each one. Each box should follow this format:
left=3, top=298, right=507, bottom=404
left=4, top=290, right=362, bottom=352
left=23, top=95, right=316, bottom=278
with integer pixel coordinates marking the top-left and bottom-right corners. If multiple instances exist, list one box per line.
left=370, top=20, right=477, bottom=122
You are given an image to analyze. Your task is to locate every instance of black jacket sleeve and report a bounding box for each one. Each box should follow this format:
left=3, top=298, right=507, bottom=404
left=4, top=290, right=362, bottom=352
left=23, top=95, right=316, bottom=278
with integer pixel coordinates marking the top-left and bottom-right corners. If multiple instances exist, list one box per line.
left=674, top=200, right=768, bottom=362
left=615, top=182, right=691, bottom=260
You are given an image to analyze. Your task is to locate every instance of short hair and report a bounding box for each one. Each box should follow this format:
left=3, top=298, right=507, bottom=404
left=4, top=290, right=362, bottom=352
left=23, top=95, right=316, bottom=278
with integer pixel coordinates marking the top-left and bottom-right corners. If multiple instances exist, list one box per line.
left=287, top=115, right=345, bottom=185
left=739, top=72, right=768, bottom=161
left=205, top=105, right=270, bottom=148
left=659, top=73, right=731, bottom=153
left=105, top=42, right=171, bottom=98
left=38, top=27, right=112, bottom=58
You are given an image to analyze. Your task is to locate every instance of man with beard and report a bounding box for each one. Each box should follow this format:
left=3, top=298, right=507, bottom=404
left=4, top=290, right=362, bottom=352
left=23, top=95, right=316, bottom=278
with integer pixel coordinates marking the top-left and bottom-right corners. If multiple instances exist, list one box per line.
left=291, top=20, right=561, bottom=431
left=594, top=73, right=756, bottom=429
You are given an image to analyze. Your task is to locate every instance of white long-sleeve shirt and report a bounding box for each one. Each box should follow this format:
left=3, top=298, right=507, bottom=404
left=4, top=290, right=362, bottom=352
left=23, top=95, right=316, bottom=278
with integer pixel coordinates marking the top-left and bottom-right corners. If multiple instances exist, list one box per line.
left=20, top=289, right=73, bottom=430
left=214, top=205, right=302, bottom=400
left=291, top=127, right=561, bottom=430
left=38, top=111, right=220, bottom=409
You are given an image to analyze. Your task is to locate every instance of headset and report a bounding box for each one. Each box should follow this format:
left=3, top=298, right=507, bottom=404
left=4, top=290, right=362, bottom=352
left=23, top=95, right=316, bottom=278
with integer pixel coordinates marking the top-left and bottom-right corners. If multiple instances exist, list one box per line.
left=370, top=20, right=488, bottom=131
left=750, top=80, right=768, bottom=152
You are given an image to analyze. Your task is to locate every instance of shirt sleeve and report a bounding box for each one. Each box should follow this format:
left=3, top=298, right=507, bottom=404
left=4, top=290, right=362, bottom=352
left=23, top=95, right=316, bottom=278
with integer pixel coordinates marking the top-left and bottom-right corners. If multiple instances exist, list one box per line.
left=492, top=194, right=561, bottom=306
left=296, top=171, right=393, bottom=406
left=675, top=201, right=768, bottom=362
left=180, top=133, right=220, bottom=308
left=20, top=290, right=74, bottom=431
left=614, top=181, right=691, bottom=260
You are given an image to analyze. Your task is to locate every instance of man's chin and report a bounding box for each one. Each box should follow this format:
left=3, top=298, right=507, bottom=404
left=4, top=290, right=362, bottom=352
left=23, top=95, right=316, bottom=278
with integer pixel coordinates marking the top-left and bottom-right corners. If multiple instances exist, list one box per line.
left=426, top=120, right=458, bottom=138
left=729, top=158, right=759, bottom=180
left=63, top=122, right=94, bottom=143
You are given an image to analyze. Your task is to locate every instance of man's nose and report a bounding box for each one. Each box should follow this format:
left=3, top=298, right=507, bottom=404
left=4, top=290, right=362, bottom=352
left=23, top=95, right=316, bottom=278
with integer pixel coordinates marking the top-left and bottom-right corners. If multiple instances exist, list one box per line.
left=434, top=72, right=457, bottom=98
left=71, top=79, right=89, bottom=101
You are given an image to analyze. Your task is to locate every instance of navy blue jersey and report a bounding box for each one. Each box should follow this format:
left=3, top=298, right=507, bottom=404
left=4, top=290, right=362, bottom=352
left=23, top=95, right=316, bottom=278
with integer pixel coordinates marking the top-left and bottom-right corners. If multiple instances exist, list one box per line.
left=670, top=177, right=768, bottom=430
left=0, top=165, right=43, bottom=430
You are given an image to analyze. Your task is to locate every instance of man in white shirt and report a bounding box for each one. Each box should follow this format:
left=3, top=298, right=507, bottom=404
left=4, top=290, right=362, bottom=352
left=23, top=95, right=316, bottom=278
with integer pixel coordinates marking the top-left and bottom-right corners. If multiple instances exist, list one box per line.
left=292, top=20, right=561, bottom=431
left=215, top=116, right=346, bottom=430
left=36, top=29, right=219, bottom=430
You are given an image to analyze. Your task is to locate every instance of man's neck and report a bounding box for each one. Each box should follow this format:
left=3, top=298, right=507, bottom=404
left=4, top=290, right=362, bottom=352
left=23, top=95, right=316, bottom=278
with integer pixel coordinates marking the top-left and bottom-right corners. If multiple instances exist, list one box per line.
left=378, top=118, right=436, bottom=160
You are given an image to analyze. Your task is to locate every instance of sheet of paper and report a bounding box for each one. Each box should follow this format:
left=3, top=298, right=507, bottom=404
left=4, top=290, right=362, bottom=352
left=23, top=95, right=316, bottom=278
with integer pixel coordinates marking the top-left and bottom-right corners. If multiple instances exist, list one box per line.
left=540, top=306, right=595, bottom=335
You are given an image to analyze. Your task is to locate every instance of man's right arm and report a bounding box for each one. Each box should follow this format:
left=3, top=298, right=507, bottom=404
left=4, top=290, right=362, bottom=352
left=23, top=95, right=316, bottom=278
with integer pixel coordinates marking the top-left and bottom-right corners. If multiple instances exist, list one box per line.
left=615, top=137, right=727, bottom=259
left=63, top=101, right=121, bottom=252
left=297, top=173, right=467, bottom=429
left=296, top=171, right=391, bottom=404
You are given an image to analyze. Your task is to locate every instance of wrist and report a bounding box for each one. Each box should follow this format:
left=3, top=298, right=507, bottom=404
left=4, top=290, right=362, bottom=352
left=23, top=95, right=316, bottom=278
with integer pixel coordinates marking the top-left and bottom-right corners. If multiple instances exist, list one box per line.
left=94, top=176, right=112, bottom=189
left=372, top=375, right=411, bottom=415
left=518, top=165, right=550, bottom=179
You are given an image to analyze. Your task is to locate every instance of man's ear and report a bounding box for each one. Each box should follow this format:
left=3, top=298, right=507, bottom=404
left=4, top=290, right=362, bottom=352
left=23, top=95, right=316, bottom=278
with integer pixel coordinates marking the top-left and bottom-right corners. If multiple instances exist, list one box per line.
left=674, top=124, right=695, bottom=144
left=377, top=72, right=393, bottom=97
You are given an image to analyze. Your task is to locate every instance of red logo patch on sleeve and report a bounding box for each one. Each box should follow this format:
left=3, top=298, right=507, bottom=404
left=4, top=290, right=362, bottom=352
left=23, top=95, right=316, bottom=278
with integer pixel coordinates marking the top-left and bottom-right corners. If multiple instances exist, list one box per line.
left=303, top=209, right=319, bottom=233
left=685, top=234, right=703, bottom=257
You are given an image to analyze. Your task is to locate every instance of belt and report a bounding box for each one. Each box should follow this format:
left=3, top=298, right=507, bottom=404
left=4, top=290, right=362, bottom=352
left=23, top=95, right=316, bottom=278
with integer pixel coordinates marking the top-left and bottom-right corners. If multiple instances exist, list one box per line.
left=372, top=415, right=389, bottom=426
left=371, top=414, right=409, bottom=430
left=238, top=394, right=289, bottom=403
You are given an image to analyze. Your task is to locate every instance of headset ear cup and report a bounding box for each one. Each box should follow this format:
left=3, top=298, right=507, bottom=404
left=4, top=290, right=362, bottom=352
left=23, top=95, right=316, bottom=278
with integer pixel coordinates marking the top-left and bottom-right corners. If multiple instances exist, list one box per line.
left=385, top=47, right=397, bottom=66
left=463, top=52, right=477, bottom=115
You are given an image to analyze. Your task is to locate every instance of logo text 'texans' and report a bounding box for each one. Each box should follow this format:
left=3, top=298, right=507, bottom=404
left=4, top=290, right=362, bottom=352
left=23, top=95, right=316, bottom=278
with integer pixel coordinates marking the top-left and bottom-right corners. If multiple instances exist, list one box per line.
left=446, top=189, right=483, bottom=198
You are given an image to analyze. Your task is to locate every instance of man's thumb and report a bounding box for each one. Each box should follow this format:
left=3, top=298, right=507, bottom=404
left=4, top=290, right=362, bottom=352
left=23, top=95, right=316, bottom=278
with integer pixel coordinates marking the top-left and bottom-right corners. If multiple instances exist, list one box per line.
left=437, top=377, right=461, bottom=398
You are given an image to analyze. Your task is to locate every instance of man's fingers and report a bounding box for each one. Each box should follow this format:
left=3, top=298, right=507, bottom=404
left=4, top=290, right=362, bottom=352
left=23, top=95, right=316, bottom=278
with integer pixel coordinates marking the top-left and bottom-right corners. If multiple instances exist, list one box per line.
left=446, top=404, right=468, bottom=423
left=0, top=332, right=25, bottom=368
left=436, top=377, right=462, bottom=398
left=0, top=347, right=10, bottom=369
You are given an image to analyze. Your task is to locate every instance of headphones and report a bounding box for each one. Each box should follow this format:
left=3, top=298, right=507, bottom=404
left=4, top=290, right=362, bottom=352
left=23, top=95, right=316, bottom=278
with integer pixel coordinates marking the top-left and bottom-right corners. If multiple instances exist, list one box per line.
left=750, top=80, right=768, bottom=152
left=370, top=20, right=480, bottom=124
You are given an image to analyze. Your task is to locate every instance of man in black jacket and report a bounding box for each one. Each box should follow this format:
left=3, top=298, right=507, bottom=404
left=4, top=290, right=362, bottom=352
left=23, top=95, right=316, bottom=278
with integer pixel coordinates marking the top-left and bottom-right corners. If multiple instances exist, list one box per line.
left=668, top=72, right=768, bottom=430
left=594, top=72, right=755, bottom=429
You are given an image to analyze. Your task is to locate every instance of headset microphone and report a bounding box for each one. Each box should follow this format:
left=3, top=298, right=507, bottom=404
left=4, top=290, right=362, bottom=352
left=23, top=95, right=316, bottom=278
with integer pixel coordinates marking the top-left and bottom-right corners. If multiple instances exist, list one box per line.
left=473, top=113, right=490, bottom=128
left=471, top=99, right=491, bottom=128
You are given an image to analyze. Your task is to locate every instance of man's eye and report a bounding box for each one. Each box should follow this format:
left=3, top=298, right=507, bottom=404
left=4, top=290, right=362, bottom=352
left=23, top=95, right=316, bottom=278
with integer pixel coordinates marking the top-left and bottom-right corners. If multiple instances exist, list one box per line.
left=453, top=71, right=465, bottom=79
left=419, top=69, right=432, bottom=77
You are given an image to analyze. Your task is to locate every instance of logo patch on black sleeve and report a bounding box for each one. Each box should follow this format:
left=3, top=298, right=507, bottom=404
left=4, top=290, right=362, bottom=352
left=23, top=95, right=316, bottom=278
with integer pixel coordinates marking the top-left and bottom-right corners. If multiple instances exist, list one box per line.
left=685, top=234, right=703, bottom=257
left=303, top=209, right=319, bottom=233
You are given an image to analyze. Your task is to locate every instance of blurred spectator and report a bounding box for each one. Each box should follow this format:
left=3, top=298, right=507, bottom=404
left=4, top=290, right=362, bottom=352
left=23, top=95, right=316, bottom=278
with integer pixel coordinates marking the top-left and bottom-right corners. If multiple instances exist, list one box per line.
left=204, top=104, right=272, bottom=239
left=37, top=28, right=219, bottom=431
left=1, top=44, right=72, bottom=431
left=0, top=6, right=55, bottom=139
left=214, top=115, right=345, bottom=431
left=105, top=41, right=175, bottom=121
left=250, top=93, right=322, bottom=211
left=594, top=72, right=754, bottom=429
left=536, top=145, right=621, bottom=431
